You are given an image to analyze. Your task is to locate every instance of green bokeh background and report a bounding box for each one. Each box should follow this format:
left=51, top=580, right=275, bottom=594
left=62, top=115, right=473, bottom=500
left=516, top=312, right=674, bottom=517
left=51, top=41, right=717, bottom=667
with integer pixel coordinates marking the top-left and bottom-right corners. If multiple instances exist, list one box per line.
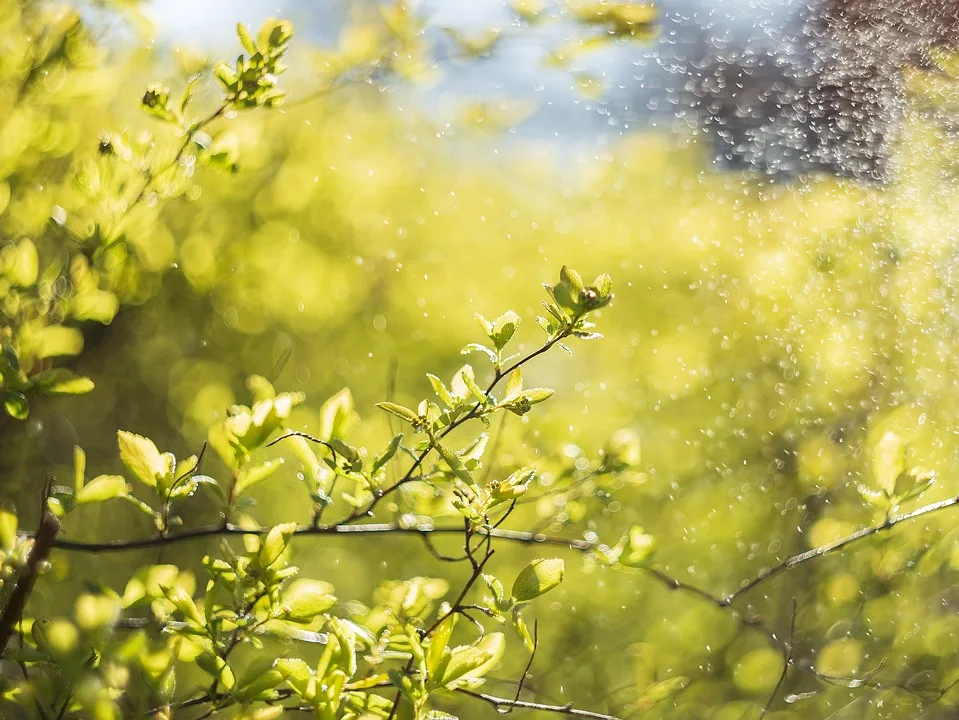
left=6, top=1, right=959, bottom=717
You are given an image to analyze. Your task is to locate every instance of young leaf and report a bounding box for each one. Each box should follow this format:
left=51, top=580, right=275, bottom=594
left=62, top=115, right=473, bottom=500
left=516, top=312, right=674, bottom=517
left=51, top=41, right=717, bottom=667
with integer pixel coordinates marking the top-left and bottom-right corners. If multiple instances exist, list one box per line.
left=427, top=373, right=455, bottom=407
left=32, top=369, right=95, bottom=395
left=283, top=579, right=337, bottom=622
left=373, top=433, right=403, bottom=474
left=1, top=390, right=28, bottom=420
left=504, top=368, right=523, bottom=399
left=489, top=310, right=521, bottom=349
left=376, top=402, right=421, bottom=426
left=277, top=657, right=315, bottom=699
left=0, top=506, right=17, bottom=552
left=873, top=431, right=905, bottom=497
left=436, top=443, right=473, bottom=485
left=117, top=431, right=169, bottom=488
left=76, top=475, right=129, bottom=505
left=234, top=459, right=284, bottom=497
left=512, top=558, right=565, bottom=603
left=257, top=522, right=297, bottom=569
left=74, top=445, right=86, bottom=494
left=619, top=526, right=656, bottom=568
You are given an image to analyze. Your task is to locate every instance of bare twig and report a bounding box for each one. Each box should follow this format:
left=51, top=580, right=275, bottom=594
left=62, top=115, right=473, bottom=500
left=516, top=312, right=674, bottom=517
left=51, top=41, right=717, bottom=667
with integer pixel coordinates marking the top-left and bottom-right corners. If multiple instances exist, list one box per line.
left=724, top=493, right=959, bottom=605
left=0, top=511, right=60, bottom=652
left=511, top=620, right=539, bottom=709
left=456, top=688, right=623, bottom=720
left=759, top=598, right=798, bottom=719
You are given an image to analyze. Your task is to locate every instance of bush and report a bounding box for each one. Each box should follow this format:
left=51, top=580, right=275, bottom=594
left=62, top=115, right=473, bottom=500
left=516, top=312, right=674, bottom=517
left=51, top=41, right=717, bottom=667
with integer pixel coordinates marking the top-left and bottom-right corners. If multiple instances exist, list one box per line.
left=6, top=2, right=959, bottom=719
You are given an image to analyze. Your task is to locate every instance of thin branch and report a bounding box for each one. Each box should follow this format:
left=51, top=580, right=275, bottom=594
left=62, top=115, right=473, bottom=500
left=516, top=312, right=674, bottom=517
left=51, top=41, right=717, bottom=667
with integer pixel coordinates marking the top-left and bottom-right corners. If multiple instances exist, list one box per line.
left=724, top=493, right=959, bottom=605
left=0, top=511, right=60, bottom=652
left=512, top=620, right=539, bottom=709
left=456, top=688, right=623, bottom=720
left=759, top=598, right=797, bottom=719
left=341, top=319, right=585, bottom=524
left=128, top=104, right=226, bottom=211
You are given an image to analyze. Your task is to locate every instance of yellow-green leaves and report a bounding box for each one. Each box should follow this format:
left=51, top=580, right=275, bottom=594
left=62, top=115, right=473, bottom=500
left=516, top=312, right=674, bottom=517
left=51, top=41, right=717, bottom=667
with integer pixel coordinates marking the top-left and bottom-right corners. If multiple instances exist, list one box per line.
left=76, top=474, right=129, bottom=505
left=283, top=579, right=337, bottom=623
left=571, top=1, right=658, bottom=39
left=32, top=369, right=94, bottom=395
left=872, top=430, right=905, bottom=497
left=75, top=593, right=120, bottom=631
left=864, top=430, right=936, bottom=509
left=8, top=238, right=38, bottom=287
left=512, top=558, right=564, bottom=603
left=498, top=368, right=554, bottom=416
left=618, top=526, right=656, bottom=568
left=118, top=431, right=171, bottom=489
left=210, top=388, right=305, bottom=466
left=377, top=401, right=422, bottom=428
left=319, top=388, right=358, bottom=440
left=215, top=18, right=294, bottom=110
left=256, top=522, right=297, bottom=570
left=0, top=505, right=17, bottom=552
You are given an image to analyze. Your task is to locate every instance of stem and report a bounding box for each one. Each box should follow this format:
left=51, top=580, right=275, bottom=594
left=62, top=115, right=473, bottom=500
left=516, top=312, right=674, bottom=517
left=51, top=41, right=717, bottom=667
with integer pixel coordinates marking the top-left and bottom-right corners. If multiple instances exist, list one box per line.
left=456, top=688, right=623, bottom=720
left=723, top=493, right=959, bottom=605
left=341, top=321, right=581, bottom=523
left=759, top=598, right=797, bottom=719
left=0, top=511, right=60, bottom=652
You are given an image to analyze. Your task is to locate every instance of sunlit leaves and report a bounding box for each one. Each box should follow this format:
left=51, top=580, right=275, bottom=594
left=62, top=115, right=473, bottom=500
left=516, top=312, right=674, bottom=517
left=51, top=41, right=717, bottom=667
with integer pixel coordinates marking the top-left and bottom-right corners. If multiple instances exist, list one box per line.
left=117, top=431, right=171, bottom=489
left=872, top=430, right=905, bottom=497
left=75, top=475, right=129, bottom=505
left=511, top=558, right=564, bottom=603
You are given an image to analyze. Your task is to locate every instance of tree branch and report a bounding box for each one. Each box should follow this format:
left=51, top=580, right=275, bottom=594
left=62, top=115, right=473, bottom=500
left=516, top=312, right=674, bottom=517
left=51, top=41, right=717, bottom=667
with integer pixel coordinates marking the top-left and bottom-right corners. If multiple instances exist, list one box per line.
left=724, top=493, right=959, bottom=605
left=456, top=688, right=623, bottom=720
left=0, top=511, right=60, bottom=652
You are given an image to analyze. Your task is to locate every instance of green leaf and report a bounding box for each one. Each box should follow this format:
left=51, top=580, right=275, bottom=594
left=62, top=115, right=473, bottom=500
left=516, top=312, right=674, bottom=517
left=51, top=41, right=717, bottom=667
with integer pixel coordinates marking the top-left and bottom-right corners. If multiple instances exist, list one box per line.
left=33, top=325, right=84, bottom=359
left=283, top=579, right=336, bottom=622
left=427, top=373, right=456, bottom=406
left=74, top=446, right=85, bottom=494
left=592, top=272, right=613, bottom=300
left=436, top=443, right=473, bottom=485
left=501, top=388, right=554, bottom=416
left=619, top=526, right=656, bottom=568
left=32, top=369, right=95, bottom=395
left=439, top=645, right=492, bottom=688
left=0, top=506, right=17, bottom=552
left=277, top=657, right=315, bottom=699
left=489, top=310, right=521, bottom=349
left=237, top=22, right=257, bottom=54
left=458, top=365, right=488, bottom=402
left=257, top=522, right=297, bottom=569
left=873, top=430, right=905, bottom=497
left=461, top=343, right=498, bottom=365
left=235, top=658, right=284, bottom=701
left=73, top=290, right=118, bottom=323
left=1, top=390, right=28, bottom=420
left=163, top=586, right=205, bottom=626
left=427, top=614, right=456, bottom=678
left=504, top=368, right=523, bottom=399
left=117, top=431, right=169, bottom=488
left=373, top=433, right=403, bottom=474
left=9, top=238, right=38, bottom=287
left=376, top=402, right=421, bottom=426
left=319, top=388, right=357, bottom=440
left=635, top=677, right=690, bottom=712
left=75, top=593, right=120, bottom=631
left=561, top=265, right=585, bottom=293
left=511, top=558, right=564, bottom=603
left=76, top=475, right=129, bottom=505
left=235, top=459, right=284, bottom=497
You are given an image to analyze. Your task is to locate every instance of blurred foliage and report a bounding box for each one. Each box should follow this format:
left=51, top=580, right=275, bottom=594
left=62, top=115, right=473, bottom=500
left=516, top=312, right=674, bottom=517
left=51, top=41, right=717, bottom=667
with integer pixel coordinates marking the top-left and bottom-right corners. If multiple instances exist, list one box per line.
left=6, top=0, right=959, bottom=718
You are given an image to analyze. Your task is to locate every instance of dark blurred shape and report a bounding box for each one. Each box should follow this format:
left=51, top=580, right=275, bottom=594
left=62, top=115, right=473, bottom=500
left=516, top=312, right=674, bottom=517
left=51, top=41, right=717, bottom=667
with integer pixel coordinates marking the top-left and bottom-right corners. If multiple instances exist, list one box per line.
left=684, top=0, right=959, bottom=180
